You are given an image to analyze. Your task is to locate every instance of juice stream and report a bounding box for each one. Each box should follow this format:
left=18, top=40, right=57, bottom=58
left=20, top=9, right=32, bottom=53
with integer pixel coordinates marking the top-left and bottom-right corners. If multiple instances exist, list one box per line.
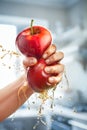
left=0, top=44, right=71, bottom=129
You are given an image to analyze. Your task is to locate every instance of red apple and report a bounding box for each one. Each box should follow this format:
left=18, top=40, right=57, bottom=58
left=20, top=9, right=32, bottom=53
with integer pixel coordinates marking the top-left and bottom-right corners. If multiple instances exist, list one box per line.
left=27, top=58, right=52, bottom=92
left=15, top=26, right=52, bottom=59
left=16, top=22, right=53, bottom=92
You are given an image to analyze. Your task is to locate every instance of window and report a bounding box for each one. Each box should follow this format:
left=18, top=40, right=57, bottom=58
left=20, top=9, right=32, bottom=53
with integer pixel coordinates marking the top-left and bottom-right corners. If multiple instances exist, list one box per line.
left=0, top=24, right=17, bottom=88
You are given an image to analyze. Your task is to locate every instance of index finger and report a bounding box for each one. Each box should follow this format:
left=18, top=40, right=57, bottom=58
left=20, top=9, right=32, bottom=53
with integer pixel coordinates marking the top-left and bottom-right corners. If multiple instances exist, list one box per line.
left=45, top=51, right=64, bottom=65
left=42, top=44, right=56, bottom=59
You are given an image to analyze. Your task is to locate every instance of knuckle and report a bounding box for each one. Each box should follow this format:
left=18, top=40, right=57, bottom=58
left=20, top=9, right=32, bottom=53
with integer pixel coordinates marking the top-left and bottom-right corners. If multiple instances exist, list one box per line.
left=52, top=44, right=56, bottom=51
left=61, top=64, right=65, bottom=71
left=57, top=64, right=64, bottom=73
left=60, top=52, right=64, bottom=58
left=56, top=51, right=64, bottom=60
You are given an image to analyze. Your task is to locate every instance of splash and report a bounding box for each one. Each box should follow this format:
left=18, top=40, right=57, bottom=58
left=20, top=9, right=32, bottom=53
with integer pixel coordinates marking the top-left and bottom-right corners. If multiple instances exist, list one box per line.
left=0, top=44, right=73, bottom=129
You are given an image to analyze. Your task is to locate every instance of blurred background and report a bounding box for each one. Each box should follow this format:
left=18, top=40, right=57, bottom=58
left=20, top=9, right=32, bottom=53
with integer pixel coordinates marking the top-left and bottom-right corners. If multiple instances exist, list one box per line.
left=0, top=0, right=87, bottom=130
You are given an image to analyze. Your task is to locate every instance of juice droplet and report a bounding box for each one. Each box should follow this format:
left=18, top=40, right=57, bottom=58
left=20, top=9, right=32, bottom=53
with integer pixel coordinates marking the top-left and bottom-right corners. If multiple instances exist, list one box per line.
left=0, top=44, right=22, bottom=71
left=33, top=120, right=39, bottom=129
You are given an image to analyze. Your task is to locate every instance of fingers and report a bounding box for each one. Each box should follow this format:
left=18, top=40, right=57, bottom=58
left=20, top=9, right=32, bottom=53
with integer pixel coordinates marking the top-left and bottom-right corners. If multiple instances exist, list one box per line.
left=23, top=57, right=37, bottom=69
left=42, top=43, right=64, bottom=87
left=45, top=51, right=64, bottom=65
left=45, top=63, right=64, bottom=74
left=48, top=74, right=63, bottom=85
left=45, top=63, right=64, bottom=86
left=46, top=73, right=63, bottom=87
left=42, top=44, right=56, bottom=59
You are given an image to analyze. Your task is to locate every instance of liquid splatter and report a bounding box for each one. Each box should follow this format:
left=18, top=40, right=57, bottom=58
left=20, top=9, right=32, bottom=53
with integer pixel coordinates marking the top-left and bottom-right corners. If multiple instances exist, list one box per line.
left=0, top=44, right=72, bottom=129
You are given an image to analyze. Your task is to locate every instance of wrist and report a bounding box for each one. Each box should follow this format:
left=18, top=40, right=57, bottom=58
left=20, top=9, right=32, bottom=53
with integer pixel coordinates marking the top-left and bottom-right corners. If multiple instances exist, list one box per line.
left=18, top=74, right=34, bottom=98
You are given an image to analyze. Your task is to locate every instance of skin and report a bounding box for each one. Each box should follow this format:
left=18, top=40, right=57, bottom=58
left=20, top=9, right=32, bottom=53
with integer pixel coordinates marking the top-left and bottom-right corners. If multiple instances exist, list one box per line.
left=0, top=44, right=64, bottom=122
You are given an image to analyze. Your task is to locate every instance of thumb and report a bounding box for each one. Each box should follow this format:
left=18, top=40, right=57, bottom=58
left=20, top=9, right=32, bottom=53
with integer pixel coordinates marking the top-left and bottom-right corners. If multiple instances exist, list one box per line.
left=23, top=57, right=37, bottom=69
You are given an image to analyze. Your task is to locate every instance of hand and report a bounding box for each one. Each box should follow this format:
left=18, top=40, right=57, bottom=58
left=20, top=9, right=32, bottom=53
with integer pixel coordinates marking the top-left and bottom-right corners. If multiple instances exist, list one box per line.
left=43, top=44, right=64, bottom=86
left=23, top=44, right=64, bottom=87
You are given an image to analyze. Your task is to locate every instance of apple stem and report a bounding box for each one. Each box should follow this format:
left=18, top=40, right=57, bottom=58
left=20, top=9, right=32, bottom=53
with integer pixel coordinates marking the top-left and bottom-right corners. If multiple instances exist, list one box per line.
left=30, top=19, right=34, bottom=35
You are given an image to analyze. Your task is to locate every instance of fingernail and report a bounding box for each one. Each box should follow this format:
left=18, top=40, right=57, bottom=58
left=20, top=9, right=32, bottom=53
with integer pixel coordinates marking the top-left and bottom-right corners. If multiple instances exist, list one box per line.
left=45, top=59, right=50, bottom=64
left=49, top=77, right=55, bottom=83
left=30, top=58, right=37, bottom=65
left=43, top=54, right=47, bottom=59
left=45, top=67, right=50, bottom=73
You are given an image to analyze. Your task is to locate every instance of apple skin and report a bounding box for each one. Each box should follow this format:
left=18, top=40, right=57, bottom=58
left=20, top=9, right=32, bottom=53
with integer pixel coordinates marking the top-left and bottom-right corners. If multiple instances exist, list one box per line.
left=27, top=58, right=52, bottom=92
left=16, top=26, right=52, bottom=59
left=16, top=25, right=53, bottom=92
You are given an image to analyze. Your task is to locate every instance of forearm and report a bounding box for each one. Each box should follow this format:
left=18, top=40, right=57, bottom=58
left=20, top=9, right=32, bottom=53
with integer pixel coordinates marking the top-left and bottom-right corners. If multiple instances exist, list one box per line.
left=0, top=74, right=33, bottom=121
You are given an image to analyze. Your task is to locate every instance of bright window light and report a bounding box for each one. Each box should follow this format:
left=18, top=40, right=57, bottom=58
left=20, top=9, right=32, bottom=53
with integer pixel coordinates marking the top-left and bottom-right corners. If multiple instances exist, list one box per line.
left=0, top=24, right=17, bottom=50
left=0, top=24, right=17, bottom=88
